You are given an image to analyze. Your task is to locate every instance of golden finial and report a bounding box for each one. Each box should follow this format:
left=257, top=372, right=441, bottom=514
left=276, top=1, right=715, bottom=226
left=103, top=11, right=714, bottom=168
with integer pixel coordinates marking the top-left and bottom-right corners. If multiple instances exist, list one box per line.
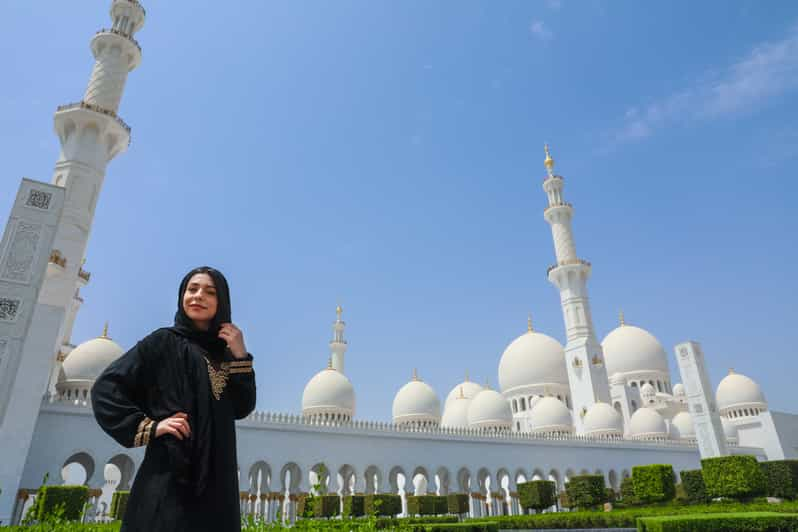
left=336, top=303, right=343, bottom=318
left=544, top=144, right=555, bottom=176
left=100, top=322, right=109, bottom=339
left=464, top=370, right=470, bottom=382
left=527, top=314, right=533, bottom=333
left=412, top=368, right=419, bottom=381
left=729, top=367, right=735, bottom=375
left=619, top=310, right=626, bottom=327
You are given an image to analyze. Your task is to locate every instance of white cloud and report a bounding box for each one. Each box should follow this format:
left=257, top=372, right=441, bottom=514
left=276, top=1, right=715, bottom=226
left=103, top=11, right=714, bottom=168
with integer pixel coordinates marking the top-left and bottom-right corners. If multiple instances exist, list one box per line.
left=612, top=24, right=798, bottom=145
left=530, top=20, right=553, bottom=42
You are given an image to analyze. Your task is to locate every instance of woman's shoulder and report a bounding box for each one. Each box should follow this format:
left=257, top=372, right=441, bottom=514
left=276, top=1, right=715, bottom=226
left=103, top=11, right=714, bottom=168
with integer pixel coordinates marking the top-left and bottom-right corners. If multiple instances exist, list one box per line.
left=134, top=328, right=182, bottom=356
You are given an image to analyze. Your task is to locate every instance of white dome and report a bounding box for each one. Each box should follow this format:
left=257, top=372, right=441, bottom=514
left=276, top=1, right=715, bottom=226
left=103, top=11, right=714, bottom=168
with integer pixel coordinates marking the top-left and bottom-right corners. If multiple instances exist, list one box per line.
left=528, top=396, right=573, bottom=434
left=61, top=336, right=124, bottom=383
left=441, top=391, right=471, bottom=429
left=722, top=417, right=739, bottom=444
left=629, top=407, right=668, bottom=440
left=467, top=389, right=512, bottom=430
left=582, top=402, right=623, bottom=437
left=672, top=383, right=685, bottom=397
left=641, top=382, right=656, bottom=399
left=392, top=378, right=441, bottom=426
left=601, top=325, right=669, bottom=377
left=498, top=331, right=567, bottom=393
left=670, top=411, right=695, bottom=440
left=302, top=367, right=355, bottom=419
left=716, top=371, right=766, bottom=414
left=444, top=380, right=484, bottom=408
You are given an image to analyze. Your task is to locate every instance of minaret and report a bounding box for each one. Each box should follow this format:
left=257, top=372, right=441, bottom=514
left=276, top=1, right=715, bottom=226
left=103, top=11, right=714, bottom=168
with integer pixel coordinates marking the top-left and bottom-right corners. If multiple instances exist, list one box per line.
left=0, top=2, right=145, bottom=521
left=541, top=145, right=610, bottom=432
left=330, top=305, right=347, bottom=372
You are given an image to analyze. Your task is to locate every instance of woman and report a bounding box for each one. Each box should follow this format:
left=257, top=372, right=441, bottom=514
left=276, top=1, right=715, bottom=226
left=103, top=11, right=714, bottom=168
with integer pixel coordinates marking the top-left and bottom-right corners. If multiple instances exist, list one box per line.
left=91, top=267, right=256, bottom=531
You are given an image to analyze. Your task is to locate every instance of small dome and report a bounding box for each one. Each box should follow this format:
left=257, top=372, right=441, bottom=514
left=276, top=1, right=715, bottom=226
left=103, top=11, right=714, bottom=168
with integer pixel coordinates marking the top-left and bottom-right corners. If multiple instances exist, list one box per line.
left=529, top=397, right=573, bottom=434
left=498, top=331, right=568, bottom=393
left=716, top=370, right=766, bottom=414
left=629, top=407, right=668, bottom=440
left=601, top=325, right=669, bottom=377
left=444, top=380, right=484, bottom=408
left=467, top=389, right=512, bottom=430
left=528, top=394, right=543, bottom=410
left=61, top=336, right=124, bottom=383
left=441, top=390, right=471, bottom=429
left=722, top=417, right=739, bottom=444
left=302, top=367, right=355, bottom=419
left=641, top=382, right=656, bottom=399
left=392, top=376, right=441, bottom=426
left=672, top=383, right=685, bottom=397
left=670, top=411, right=695, bottom=440
left=583, top=402, right=623, bottom=437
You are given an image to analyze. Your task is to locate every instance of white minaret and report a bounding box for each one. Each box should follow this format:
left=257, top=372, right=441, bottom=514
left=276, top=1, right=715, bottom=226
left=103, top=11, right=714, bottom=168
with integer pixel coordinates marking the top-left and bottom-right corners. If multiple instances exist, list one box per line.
left=330, top=305, right=347, bottom=372
left=541, top=145, right=610, bottom=433
left=0, top=1, right=145, bottom=521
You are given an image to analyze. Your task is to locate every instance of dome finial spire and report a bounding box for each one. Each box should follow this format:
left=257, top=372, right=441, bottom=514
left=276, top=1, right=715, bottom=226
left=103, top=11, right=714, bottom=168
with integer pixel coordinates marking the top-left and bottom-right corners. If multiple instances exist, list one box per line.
left=412, top=368, right=419, bottom=381
left=527, top=313, right=534, bottom=333
left=464, top=369, right=470, bottom=382
left=101, top=322, right=109, bottom=339
left=729, top=367, right=735, bottom=375
left=544, top=143, right=555, bottom=177
left=336, top=303, right=343, bottom=319
left=619, top=309, right=626, bottom=327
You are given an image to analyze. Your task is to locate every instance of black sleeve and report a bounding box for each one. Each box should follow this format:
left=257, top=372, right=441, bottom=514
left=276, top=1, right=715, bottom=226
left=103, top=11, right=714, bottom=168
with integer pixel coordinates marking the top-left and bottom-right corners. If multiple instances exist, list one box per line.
left=90, top=334, right=159, bottom=448
left=226, top=353, right=256, bottom=420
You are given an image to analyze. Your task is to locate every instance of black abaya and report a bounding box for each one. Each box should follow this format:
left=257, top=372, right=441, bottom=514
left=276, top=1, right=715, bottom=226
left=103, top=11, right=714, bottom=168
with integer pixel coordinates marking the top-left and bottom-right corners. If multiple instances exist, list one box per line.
left=91, top=326, right=256, bottom=530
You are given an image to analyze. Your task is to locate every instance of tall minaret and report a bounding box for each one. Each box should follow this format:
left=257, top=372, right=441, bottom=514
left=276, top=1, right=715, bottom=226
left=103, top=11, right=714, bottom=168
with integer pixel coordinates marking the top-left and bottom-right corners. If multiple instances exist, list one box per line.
left=330, top=305, right=348, bottom=372
left=0, top=1, right=145, bottom=521
left=541, top=145, right=610, bottom=433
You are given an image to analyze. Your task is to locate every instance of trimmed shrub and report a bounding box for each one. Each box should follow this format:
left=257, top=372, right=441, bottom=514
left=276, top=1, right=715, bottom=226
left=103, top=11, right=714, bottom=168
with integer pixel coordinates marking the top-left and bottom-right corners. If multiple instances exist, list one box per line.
left=636, top=511, right=798, bottom=532
left=109, top=490, right=130, bottom=520
left=36, top=485, right=90, bottom=521
left=406, top=495, right=448, bottom=516
left=364, top=493, right=402, bottom=517
left=312, top=494, right=340, bottom=518
left=517, top=480, right=556, bottom=513
left=564, top=475, right=606, bottom=510
left=297, top=493, right=314, bottom=518
left=373, top=516, right=459, bottom=529
left=620, top=476, right=638, bottom=505
left=761, top=459, right=798, bottom=500
left=680, top=469, right=708, bottom=504
left=342, top=494, right=365, bottom=517
left=422, top=524, right=498, bottom=532
left=632, top=464, right=675, bottom=504
left=447, top=493, right=469, bottom=515
left=701, top=455, right=766, bottom=500
left=558, top=489, right=573, bottom=510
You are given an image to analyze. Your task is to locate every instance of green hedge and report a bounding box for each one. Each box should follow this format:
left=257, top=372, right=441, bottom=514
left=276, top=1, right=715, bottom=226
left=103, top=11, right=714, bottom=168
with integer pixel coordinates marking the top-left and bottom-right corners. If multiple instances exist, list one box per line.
left=621, top=476, right=638, bottom=505
left=364, top=493, right=402, bottom=517
left=374, top=516, right=459, bottom=529
left=109, top=490, right=129, bottom=520
left=342, top=495, right=365, bottom=517
left=34, top=485, right=90, bottom=522
left=0, top=525, right=121, bottom=531
left=761, top=460, right=798, bottom=500
left=421, top=524, right=497, bottom=532
left=447, top=493, right=469, bottom=515
left=637, top=511, right=798, bottom=532
left=679, top=469, right=708, bottom=504
left=312, top=494, right=340, bottom=518
left=564, top=475, right=606, bottom=510
left=633, top=464, right=675, bottom=504
left=517, top=480, right=556, bottom=512
left=701, top=455, right=766, bottom=500
left=407, top=495, right=448, bottom=516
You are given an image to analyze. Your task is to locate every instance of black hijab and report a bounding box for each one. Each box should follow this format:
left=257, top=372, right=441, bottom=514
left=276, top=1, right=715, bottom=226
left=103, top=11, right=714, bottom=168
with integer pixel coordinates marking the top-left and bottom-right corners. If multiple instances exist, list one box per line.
left=169, top=266, right=231, bottom=362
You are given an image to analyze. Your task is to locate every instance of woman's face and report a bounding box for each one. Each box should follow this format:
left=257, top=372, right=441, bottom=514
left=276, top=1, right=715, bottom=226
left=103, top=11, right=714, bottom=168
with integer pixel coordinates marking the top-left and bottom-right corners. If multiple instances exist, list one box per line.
left=182, top=273, right=218, bottom=330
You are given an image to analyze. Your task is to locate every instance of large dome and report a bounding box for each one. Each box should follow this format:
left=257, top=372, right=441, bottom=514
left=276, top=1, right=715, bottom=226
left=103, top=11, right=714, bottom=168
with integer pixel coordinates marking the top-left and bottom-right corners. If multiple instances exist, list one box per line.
left=716, top=370, right=766, bottom=415
left=467, top=389, right=512, bottom=430
left=444, top=379, right=484, bottom=409
left=670, top=411, right=695, bottom=441
left=61, top=335, right=124, bottom=383
left=528, top=397, right=573, bottom=434
left=582, top=402, right=623, bottom=437
left=441, top=388, right=471, bottom=429
left=629, top=407, right=667, bottom=440
left=498, top=331, right=567, bottom=393
left=302, top=367, right=355, bottom=419
left=392, top=375, right=441, bottom=427
left=601, top=325, right=669, bottom=377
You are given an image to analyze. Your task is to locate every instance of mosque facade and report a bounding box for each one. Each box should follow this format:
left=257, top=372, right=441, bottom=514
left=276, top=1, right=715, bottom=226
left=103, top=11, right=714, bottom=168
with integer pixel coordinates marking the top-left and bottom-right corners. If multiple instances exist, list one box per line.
left=1, top=0, right=798, bottom=525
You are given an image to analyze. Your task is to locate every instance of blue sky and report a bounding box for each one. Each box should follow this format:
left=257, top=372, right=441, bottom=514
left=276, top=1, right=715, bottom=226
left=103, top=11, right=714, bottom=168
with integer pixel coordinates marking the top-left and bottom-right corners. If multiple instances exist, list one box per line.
left=2, top=1, right=797, bottom=420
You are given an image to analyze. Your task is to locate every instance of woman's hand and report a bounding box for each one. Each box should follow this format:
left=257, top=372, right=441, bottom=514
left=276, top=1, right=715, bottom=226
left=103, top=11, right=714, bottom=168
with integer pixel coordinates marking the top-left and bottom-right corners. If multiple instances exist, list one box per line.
left=219, top=323, right=247, bottom=359
left=156, top=412, right=191, bottom=440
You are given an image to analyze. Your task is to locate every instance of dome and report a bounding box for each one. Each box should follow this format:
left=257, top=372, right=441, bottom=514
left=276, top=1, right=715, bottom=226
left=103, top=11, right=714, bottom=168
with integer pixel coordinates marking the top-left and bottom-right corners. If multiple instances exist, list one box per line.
left=302, top=367, right=355, bottom=419
left=601, top=325, right=669, bottom=377
left=582, top=402, right=623, bottom=437
left=392, top=375, right=441, bottom=426
left=498, top=331, right=567, bottom=393
left=467, top=389, right=512, bottom=430
left=672, top=383, right=685, bottom=397
left=641, top=382, right=656, bottom=400
left=670, top=411, right=695, bottom=440
left=61, top=335, right=124, bottom=383
left=629, top=407, right=668, bottom=440
left=444, top=379, right=484, bottom=408
left=441, top=388, right=471, bottom=429
left=528, top=396, right=573, bottom=434
left=716, top=370, right=766, bottom=414
left=722, top=417, right=739, bottom=444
